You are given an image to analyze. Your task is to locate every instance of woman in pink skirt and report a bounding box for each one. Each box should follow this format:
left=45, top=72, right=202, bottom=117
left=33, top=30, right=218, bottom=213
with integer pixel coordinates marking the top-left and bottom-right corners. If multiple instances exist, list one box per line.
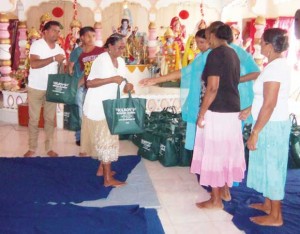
left=191, top=24, right=246, bottom=209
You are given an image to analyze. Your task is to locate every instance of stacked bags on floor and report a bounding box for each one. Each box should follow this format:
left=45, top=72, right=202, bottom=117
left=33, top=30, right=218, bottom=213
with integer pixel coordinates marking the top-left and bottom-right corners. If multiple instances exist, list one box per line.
left=132, top=107, right=193, bottom=167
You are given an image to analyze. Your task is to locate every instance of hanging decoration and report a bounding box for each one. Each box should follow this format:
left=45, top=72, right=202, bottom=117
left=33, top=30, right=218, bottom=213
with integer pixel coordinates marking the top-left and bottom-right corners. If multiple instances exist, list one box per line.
left=198, top=1, right=207, bottom=29
left=200, top=1, right=205, bottom=18
left=73, top=0, right=78, bottom=20
left=179, top=10, right=189, bottom=20
left=52, top=7, right=64, bottom=18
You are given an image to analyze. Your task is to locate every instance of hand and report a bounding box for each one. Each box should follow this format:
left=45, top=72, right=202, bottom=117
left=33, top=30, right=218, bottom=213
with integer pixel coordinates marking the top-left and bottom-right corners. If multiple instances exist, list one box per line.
left=239, top=107, right=251, bottom=120
left=197, top=115, right=205, bottom=128
left=139, top=78, right=158, bottom=87
left=124, top=83, right=134, bottom=93
left=113, top=76, right=125, bottom=85
left=247, top=131, right=258, bottom=151
left=54, top=54, right=66, bottom=63
left=78, top=77, right=85, bottom=87
left=68, top=68, right=74, bottom=76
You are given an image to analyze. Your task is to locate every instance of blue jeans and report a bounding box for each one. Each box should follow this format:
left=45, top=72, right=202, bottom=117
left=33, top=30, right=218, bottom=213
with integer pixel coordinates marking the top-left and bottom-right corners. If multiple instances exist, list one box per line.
left=75, top=86, right=87, bottom=142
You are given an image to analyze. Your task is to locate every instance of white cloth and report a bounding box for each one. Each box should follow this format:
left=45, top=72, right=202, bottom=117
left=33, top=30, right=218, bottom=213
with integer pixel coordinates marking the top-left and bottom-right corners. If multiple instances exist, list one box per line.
left=28, top=39, right=65, bottom=91
left=252, top=58, right=291, bottom=121
left=83, top=52, right=126, bottom=121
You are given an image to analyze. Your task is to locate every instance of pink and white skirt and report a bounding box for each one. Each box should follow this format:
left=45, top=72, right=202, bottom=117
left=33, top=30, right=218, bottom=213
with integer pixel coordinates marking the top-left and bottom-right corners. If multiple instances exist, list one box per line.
left=190, top=110, right=246, bottom=187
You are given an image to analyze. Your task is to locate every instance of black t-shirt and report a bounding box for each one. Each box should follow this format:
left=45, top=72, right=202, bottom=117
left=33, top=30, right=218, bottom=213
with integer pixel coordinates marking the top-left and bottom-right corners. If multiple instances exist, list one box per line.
left=202, top=45, right=240, bottom=112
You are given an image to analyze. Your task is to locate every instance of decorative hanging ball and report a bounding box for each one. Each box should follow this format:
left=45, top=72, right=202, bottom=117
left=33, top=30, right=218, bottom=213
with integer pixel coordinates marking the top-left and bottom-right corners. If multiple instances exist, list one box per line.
left=179, top=10, right=189, bottom=20
left=52, top=7, right=64, bottom=18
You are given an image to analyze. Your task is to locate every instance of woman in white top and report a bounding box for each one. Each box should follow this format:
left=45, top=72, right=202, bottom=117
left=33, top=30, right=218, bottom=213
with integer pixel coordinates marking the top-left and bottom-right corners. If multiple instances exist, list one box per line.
left=239, top=28, right=291, bottom=226
left=81, top=33, right=133, bottom=187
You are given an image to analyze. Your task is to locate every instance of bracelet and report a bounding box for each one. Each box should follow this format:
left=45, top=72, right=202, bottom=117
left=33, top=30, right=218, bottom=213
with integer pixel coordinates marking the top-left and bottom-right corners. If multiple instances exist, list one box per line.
left=52, top=56, right=55, bottom=62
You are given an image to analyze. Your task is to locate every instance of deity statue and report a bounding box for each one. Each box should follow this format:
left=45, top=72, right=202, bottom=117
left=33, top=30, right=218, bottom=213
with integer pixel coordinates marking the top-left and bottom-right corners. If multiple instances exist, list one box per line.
left=253, top=16, right=266, bottom=68
left=39, top=13, right=52, bottom=32
left=114, top=18, right=131, bottom=38
left=160, top=27, right=181, bottom=76
left=64, top=19, right=82, bottom=61
left=169, top=16, right=186, bottom=52
left=25, top=27, right=41, bottom=70
left=182, top=35, right=199, bottom=67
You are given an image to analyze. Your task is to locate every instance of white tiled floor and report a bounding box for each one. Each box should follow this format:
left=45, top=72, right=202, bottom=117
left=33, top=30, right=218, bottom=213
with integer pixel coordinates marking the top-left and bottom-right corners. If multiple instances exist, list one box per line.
left=0, top=121, right=243, bottom=234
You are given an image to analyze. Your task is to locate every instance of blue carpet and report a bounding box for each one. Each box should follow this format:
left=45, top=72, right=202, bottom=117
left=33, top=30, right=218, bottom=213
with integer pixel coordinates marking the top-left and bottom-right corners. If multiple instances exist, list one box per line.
left=78, top=159, right=161, bottom=208
left=0, top=202, right=164, bottom=234
left=0, top=156, right=141, bottom=203
left=223, top=169, right=300, bottom=234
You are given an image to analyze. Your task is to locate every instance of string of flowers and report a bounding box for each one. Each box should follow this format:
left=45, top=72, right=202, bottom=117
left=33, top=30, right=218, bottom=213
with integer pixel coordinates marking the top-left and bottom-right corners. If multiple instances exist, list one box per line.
left=73, top=0, right=78, bottom=20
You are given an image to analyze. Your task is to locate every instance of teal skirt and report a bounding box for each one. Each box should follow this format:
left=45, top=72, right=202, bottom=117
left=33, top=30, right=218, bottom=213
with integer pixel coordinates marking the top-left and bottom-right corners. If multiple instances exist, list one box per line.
left=247, top=120, right=291, bottom=200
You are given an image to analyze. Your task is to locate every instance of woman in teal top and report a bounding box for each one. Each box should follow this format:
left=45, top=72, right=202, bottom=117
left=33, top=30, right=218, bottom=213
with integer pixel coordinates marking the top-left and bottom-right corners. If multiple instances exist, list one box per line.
left=140, top=29, right=210, bottom=150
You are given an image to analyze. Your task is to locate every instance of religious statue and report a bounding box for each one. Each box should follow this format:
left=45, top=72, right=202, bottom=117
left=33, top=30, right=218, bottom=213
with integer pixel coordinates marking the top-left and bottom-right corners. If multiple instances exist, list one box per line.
left=114, top=18, right=131, bottom=38
left=64, top=19, right=82, bottom=61
left=253, top=16, right=266, bottom=68
left=25, top=27, right=41, bottom=70
left=160, top=27, right=181, bottom=76
left=39, top=13, right=52, bottom=32
left=182, top=35, right=199, bottom=67
left=169, top=16, right=186, bottom=52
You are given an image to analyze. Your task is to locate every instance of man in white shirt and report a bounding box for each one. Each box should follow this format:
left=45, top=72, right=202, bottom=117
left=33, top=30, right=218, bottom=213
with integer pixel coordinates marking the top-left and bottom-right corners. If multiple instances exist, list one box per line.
left=24, top=21, right=65, bottom=157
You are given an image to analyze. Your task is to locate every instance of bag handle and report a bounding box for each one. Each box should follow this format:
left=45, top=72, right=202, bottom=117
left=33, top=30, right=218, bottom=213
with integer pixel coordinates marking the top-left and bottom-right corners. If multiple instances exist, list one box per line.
left=116, top=78, right=131, bottom=99
left=290, top=113, right=298, bottom=126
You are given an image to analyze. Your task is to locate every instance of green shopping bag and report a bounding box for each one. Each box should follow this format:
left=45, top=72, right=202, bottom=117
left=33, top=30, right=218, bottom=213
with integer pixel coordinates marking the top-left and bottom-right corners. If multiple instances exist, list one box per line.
left=63, top=104, right=81, bottom=131
left=158, top=135, right=180, bottom=167
left=178, top=139, right=193, bottom=167
left=102, top=85, right=146, bottom=135
left=46, top=73, right=77, bottom=104
left=138, top=131, right=161, bottom=161
left=288, top=114, right=300, bottom=169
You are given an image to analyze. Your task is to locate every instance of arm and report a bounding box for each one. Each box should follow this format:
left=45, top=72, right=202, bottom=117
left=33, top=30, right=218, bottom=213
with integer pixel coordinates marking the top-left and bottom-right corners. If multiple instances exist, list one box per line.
left=247, top=81, right=280, bottom=150
left=240, top=72, right=260, bottom=83
left=86, top=76, right=124, bottom=88
left=68, top=61, right=75, bottom=75
left=197, top=76, right=219, bottom=127
left=139, top=70, right=181, bottom=86
left=30, top=54, right=65, bottom=69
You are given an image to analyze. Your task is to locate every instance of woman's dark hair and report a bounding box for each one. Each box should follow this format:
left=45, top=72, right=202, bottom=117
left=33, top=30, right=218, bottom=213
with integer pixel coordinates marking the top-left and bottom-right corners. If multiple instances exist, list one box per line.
left=211, top=24, right=233, bottom=42
left=42, top=21, right=62, bottom=32
left=263, top=28, right=289, bottom=53
left=103, top=33, right=125, bottom=48
left=195, top=29, right=206, bottom=39
left=79, top=26, right=95, bottom=37
left=206, top=21, right=234, bottom=43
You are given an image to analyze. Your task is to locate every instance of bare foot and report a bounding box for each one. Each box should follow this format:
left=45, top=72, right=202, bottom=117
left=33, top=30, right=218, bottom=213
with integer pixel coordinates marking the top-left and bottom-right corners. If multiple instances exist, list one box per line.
left=250, top=215, right=283, bottom=226
left=104, top=178, right=126, bottom=188
left=47, top=150, right=58, bottom=157
left=24, top=150, right=35, bottom=157
left=196, top=199, right=224, bottom=210
left=249, top=203, right=271, bottom=214
left=220, top=187, right=231, bottom=202
left=79, top=152, right=87, bottom=157
left=96, top=165, right=116, bottom=177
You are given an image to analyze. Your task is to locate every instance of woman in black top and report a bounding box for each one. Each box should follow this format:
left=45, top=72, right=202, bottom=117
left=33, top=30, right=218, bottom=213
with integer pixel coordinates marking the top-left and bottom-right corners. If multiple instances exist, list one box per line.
left=190, top=24, right=246, bottom=209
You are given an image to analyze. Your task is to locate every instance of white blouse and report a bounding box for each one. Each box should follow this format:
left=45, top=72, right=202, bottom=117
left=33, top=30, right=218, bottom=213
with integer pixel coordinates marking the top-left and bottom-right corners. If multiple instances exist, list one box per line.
left=83, top=52, right=126, bottom=121
left=252, top=58, right=291, bottom=121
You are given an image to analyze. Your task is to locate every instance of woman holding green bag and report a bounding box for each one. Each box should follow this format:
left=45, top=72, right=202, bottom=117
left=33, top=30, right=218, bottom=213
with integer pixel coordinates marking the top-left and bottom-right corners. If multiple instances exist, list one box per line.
left=81, top=33, right=133, bottom=187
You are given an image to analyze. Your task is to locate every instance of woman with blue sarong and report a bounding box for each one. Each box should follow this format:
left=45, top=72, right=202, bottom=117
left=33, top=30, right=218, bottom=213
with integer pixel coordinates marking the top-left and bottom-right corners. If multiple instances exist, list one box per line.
left=239, top=28, right=291, bottom=227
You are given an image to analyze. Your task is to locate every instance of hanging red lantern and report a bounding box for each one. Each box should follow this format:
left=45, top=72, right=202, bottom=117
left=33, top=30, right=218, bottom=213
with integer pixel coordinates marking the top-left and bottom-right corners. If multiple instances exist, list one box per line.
left=52, top=7, right=64, bottom=18
left=179, top=10, right=189, bottom=20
